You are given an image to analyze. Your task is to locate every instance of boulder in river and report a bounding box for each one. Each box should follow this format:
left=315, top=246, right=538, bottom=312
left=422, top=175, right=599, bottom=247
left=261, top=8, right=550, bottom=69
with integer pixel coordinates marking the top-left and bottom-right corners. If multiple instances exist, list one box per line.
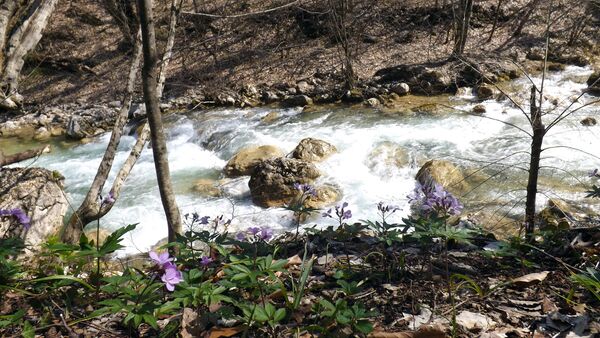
left=580, top=117, right=597, bottom=126
left=224, top=145, right=284, bottom=177
left=249, top=158, right=321, bottom=207
left=416, top=159, right=468, bottom=196
left=365, top=141, right=410, bottom=174
left=586, top=71, right=600, bottom=95
left=192, top=178, right=223, bottom=197
left=304, top=184, right=342, bottom=209
left=0, top=168, right=68, bottom=253
left=475, top=84, right=498, bottom=100
left=292, top=138, right=337, bottom=163
left=282, top=95, right=313, bottom=108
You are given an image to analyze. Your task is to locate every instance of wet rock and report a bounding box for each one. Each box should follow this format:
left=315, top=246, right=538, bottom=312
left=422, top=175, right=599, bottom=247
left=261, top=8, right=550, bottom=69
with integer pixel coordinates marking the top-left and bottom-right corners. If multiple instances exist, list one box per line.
left=282, top=95, right=313, bottom=107
left=472, top=104, right=487, bottom=114
left=304, top=184, right=342, bottom=209
left=587, top=71, right=600, bottom=95
left=365, top=141, right=410, bottom=174
left=580, top=117, right=597, bottom=126
left=343, top=89, right=364, bottom=103
left=365, top=97, right=381, bottom=107
left=260, top=111, right=280, bottom=124
left=224, top=145, right=284, bottom=177
left=455, top=87, right=472, bottom=97
left=391, top=82, right=410, bottom=96
left=0, top=167, right=68, bottom=253
left=416, top=159, right=468, bottom=195
left=249, top=158, right=321, bottom=207
left=292, top=138, right=337, bottom=163
left=191, top=179, right=223, bottom=197
left=262, top=90, right=280, bottom=103
left=374, top=64, right=452, bottom=95
left=476, top=84, right=498, bottom=100
left=33, top=127, right=51, bottom=141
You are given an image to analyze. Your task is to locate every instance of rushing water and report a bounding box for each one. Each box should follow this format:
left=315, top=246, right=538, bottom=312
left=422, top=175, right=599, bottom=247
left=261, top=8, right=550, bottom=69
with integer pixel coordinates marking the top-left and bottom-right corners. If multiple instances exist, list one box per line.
left=7, top=66, right=600, bottom=255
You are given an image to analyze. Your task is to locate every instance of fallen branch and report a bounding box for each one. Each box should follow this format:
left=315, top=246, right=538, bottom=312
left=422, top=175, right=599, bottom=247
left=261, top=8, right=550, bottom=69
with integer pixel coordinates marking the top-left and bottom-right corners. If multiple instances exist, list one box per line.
left=0, top=145, right=50, bottom=167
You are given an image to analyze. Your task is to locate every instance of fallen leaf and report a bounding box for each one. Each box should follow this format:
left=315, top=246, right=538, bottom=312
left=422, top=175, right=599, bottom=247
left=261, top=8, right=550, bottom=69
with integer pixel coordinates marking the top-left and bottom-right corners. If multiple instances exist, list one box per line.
left=208, top=326, right=244, bottom=338
left=369, top=324, right=446, bottom=338
left=456, top=311, right=496, bottom=331
left=511, top=271, right=549, bottom=287
left=542, top=297, right=558, bottom=314
left=285, top=254, right=302, bottom=267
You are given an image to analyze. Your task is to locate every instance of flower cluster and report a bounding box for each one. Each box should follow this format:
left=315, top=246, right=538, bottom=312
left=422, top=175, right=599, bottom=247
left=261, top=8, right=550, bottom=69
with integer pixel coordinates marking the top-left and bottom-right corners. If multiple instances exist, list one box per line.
left=149, top=251, right=182, bottom=291
left=184, top=212, right=210, bottom=225
left=589, top=168, right=600, bottom=178
left=322, top=202, right=352, bottom=225
left=0, top=208, right=31, bottom=230
left=293, top=183, right=317, bottom=197
left=377, top=202, right=399, bottom=217
left=101, top=191, right=115, bottom=206
left=408, top=181, right=463, bottom=217
left=236, top=226, right=274, bottom=242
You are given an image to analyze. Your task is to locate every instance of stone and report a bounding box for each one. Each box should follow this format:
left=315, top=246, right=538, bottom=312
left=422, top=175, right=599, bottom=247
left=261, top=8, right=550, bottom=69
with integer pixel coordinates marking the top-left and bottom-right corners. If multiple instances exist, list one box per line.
left=472, top=104, right=486, bottom=114
left=0, top=168, right=68, bottom=253
left=260, top=111, right=279, bottom=124
left=281, top=95, right=313, bottom=108
left=476, top=84, right=498, bottom=100
left=365, top=141, right=410, bottom=174
left=456, top=311, right=496, bottom=332
left=261, top=90, right=279, bottom=103
left=391, top=82, right=410, bottom=96
left=587, top=71, right=600, bottom=95
left=292, top=138, right=337, bottom=163
left=224, top=145, right=284, bottom=177
left=304, top=184, right=342, bottom=209
left=296, top=81, right=313, bottom=94
left=249, top=158, right=321, bottom=207
left=455, top=87, right=472, bottom=96
left=416, top=160, right=467, bottom=195
left=344, top=89, right=364, bottom=103
left=580, top=117, right=597, bottom=126
left=191, top=179, right=222, bottom=197
left=33, top=127, right=51, bottom=141
left=365, top=97, right=381, bottom=107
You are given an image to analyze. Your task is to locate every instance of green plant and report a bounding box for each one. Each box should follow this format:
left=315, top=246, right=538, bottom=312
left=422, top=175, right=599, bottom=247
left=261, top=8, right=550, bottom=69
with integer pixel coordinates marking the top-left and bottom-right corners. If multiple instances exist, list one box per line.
left=314, top=299, right=376, bottom=335
left=571, top=268, right=600, bottom=302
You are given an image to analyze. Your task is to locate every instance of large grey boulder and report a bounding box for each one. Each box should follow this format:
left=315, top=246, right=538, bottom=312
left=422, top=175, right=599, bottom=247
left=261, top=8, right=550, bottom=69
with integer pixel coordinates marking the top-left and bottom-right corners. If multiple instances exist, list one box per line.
left=224, top=145, right=285, bottom=177
left=249, top=158, right=321, bottom=207
left=0, top=168, right=68, bottom=252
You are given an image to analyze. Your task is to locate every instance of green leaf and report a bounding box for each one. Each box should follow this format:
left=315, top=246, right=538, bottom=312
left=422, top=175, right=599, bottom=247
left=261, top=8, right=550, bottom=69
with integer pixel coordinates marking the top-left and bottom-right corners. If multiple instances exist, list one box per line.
left=98, top=224, right=137, bottom=256
left=354, top=320, right=374, bottom=334
left=143, top=314, right=158, bottom=329
left=273, top=308, right=286, bottom=322
left=22, top=321, right=35, bottom=338
left=253, top=306, right=268, bottom=322
left=27, top=275, right=94, bottom=290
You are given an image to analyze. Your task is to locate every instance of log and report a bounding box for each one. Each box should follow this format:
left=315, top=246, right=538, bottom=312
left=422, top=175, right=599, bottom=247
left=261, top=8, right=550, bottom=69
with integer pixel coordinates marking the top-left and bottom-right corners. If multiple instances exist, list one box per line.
left=0, top=144, right=51, bottom=167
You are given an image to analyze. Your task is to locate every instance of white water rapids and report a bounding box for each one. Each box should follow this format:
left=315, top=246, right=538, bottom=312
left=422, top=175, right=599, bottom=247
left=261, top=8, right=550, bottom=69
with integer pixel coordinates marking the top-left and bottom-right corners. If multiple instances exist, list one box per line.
left=14, top=66, right=600, bottom=254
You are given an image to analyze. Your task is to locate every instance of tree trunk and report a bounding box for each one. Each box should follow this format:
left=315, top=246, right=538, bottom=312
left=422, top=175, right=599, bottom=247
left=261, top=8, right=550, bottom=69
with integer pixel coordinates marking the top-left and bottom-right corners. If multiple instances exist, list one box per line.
left=137, top=0, right=182, bottom=243
left=452, top=0, right=473, bottom=57
left=1, top=0, right=59, bottom=96
left=329, top=0, right=355, bottom=90
left=0, top=145, right=50, bottom=167
left=525, top=86, right=545, bottom=237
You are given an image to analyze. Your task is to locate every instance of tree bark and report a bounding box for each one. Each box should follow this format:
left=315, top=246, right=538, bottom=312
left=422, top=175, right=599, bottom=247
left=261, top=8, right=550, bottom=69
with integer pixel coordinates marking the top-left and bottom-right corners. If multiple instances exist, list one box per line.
left=1, top=0, right=59, bottom=95
left=525, top=86, right=545, bottom=237
left=452, top=0, right=473, bottom=57
left=137, top=0, right=182, bottom=243
left=0, top=145, right=50, bottom=167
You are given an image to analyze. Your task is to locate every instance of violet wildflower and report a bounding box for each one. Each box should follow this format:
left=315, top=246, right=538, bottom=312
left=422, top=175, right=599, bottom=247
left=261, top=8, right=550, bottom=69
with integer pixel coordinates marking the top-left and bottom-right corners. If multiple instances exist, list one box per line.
left=161, top=266, right=183, bottom=291
left=200, top=256, right=213, bottom=266
left=294, top=182, right=317, bottom=197
left=322, top=202, right=352, bottom=225
left=589, top=168, right=599, bottom=178
left=247, top=227, right=260, bottom=236
left=149, top=251, right=173, bottom=267
left=0, top=208, right=31, bottom=230
left=236, top=232, right=247, bottom=241
left=258, top=227, right=273, bottom=241
left=102, top=191, right=115, bottom=205
left=409, top=181, right=463, bottom=217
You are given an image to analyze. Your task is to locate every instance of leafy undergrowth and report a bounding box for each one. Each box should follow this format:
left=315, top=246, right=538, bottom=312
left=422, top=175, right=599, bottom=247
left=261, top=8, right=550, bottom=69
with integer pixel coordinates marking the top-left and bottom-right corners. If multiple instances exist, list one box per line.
left=1, top=187, right=599, bottom=337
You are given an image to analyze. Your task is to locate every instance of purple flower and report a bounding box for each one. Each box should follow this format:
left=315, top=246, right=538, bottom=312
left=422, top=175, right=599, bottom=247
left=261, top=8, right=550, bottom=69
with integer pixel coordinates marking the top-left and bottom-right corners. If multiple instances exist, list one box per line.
left=409, top=181, right=463, bottom=217
left=589, top=169, right=599, bottom=178
left=149, top=251, right=173, bottom=267
left=247, top=227, right=260, bottom=236
left=294, top=183, right=317, bottom=197
left=200, top=256, right=213, bottom=266
left=0, top=208, right=31, bottom=230
left=102, top=191, right=115, bottom=205
left=322, top=202, right=352, bottom=224
left=161, top=266, right=183, bottom=291
left=258, top=227, right=273, bottom=241
left=236, top=232, right=246, bottom=241
left=343, top=209, right=352, bottom=220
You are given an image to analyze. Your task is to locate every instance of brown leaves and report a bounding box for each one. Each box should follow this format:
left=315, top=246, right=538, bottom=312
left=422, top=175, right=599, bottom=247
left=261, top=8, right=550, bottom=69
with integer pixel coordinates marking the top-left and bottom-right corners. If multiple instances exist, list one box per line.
left=369, top=324, right=446, bottom=338
left=511, top=271, right=549, bottom=287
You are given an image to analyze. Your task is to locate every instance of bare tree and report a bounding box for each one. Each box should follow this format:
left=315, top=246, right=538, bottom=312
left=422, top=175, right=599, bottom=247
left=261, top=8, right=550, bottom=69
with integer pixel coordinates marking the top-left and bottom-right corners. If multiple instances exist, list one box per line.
left=62, top=0, right=183, bottom=244
left=102, top=0, right=139, bottom=47
left=136, top=0, right=182, bottom=242
left=328, top=0, right=355, bottom=90
left=452, top=0, right=473, bottom=57
left=0, top=0, right=58, bottom=109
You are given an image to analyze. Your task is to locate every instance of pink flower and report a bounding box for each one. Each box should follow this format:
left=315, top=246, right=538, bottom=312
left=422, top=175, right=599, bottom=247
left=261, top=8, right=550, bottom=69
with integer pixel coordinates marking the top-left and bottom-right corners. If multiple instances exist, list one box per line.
left=149, top=251, right=173, bottom=267
left=161, top=266, right=183, bottom=291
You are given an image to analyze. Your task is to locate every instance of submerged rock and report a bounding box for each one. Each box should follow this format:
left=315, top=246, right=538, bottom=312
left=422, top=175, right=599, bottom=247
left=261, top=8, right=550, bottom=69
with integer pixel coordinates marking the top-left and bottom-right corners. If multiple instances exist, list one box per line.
left=0, top=167, right=68, bottom=253
left=476, top=84, right=498, bottom=100
left=292, top=138, right=337, bottom=163
left=304, top=184, right=342, bottom=209
left=224, top=145, right=284, bottom=177
left=281, top=95, right=313, bottom=107
left=365, top=141, right=410, bottom=174
left=580, top=117, right=597, bottom=126
left=249, top=158, right=321, bottom=207
left=191, top=178, right=223, bottom=197
left=587, top=71, right=600, bottom=95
